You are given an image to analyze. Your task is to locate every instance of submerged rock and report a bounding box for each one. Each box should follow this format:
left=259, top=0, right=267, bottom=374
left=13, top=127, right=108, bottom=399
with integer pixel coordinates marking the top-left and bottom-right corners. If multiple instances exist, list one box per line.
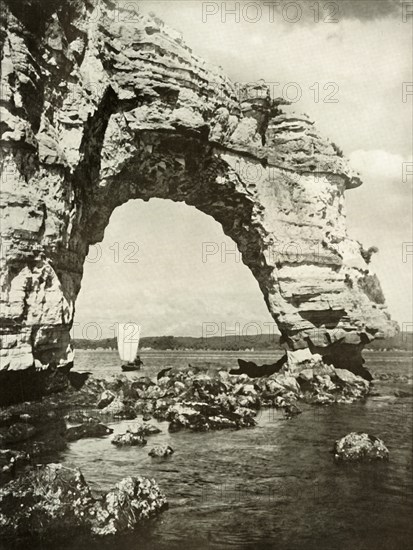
left=149, top=445, right=174, bottom=458
left=66, top=422, right=113, bottom=442
left=0, top=464, right=167, bottom=540
left=110, top=422, right=160, bottom=446
left=65, top=410, right=101, bottom=424
left=282, top=401, right=302, bottom=419
left=394, top=389, right=412, bottom=398
left=333, top=432, right=389, bottom=462
left=111, top=430, right=147, bottom=447
left=129, top=422, right=161, bottom=437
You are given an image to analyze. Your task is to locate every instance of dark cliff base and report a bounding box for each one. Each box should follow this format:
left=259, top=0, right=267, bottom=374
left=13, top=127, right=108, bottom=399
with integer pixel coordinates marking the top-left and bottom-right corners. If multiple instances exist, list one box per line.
left=0, top=365, right=88, bottom=406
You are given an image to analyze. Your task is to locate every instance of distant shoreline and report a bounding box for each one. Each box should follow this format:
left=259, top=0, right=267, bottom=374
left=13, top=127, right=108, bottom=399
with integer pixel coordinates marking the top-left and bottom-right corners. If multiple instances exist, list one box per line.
left=75, top=345, right=413, bottom=355
left=73, top=333, right=413, bottom=354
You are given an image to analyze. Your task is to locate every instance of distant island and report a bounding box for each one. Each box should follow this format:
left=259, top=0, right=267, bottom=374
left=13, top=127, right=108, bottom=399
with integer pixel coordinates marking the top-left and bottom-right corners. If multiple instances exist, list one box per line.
left=74, top=332, right=413, bottom=352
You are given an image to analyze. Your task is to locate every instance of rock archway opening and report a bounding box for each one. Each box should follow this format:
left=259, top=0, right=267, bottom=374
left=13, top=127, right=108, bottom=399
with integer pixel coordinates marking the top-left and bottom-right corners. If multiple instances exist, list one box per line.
left=73, top=197, right=275, bottom=348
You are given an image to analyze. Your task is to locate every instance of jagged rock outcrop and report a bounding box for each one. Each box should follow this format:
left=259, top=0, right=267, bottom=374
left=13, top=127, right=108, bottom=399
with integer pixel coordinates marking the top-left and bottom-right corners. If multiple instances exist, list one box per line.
left=0, top=0, right=397, bottom=403
left=0, top=463, right=168, bottom=539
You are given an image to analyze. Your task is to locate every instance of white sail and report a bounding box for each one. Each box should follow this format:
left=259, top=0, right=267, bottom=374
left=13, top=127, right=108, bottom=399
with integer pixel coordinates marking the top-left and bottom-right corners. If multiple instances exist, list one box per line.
left=117, top=323, right=141, bottom=363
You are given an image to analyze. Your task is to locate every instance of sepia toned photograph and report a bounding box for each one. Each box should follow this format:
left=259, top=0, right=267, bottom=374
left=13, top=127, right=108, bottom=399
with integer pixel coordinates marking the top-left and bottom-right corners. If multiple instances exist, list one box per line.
left=0, top=1, right=412, bottom=548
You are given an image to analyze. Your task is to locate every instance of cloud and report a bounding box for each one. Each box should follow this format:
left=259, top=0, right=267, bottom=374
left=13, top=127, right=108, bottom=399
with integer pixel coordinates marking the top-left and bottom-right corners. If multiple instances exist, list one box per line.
left=349, top=149, right=413, bottom=182
left=195, top=0, right=407, bottom=28
left=255, top=0, right=406, bottom=22
left=75, top=199, right=273, bottom=338
left=347, top=149, right=412, bottom=233
left=326, top=0, right=404, bottom=21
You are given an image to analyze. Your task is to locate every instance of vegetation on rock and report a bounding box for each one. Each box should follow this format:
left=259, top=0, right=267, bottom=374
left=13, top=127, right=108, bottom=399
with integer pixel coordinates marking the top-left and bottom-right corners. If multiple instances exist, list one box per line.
left=358, top=273, right=386, bottom=304
left=360, top=245, right=379, bottom=264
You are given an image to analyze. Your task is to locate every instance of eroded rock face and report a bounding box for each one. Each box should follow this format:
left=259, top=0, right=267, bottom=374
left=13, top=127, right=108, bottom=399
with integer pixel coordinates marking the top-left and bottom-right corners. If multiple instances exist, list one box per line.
left=0, top=0, right=397, bottom=402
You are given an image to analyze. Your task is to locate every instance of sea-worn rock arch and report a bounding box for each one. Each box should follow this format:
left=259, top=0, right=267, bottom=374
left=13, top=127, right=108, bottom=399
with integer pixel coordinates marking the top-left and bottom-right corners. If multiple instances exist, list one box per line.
left=0, top=0, right=397, bottom=401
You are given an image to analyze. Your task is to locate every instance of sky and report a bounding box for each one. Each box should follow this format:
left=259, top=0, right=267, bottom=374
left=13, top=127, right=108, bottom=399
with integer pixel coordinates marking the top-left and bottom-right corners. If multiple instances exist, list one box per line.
left=74, top=0, right=413, bottom=340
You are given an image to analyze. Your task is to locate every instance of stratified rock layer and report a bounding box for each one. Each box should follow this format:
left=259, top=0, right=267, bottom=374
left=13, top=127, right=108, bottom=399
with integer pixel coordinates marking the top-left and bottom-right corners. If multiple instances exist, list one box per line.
left=0, top=0, right=397, bottom=402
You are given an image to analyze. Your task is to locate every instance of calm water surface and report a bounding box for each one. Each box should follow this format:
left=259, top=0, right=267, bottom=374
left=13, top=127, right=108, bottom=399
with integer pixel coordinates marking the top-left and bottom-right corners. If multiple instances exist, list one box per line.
left=12, top=351, right=413, bottom=549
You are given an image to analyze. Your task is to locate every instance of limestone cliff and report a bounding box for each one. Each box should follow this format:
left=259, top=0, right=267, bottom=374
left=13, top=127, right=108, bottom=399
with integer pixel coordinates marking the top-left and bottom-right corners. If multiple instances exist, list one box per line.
left=0, top=0, right=397, bottom=402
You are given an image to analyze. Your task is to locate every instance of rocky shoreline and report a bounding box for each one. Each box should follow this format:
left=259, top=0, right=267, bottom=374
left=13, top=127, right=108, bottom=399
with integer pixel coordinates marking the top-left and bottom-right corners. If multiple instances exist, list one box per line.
left=0, top=356, right=371, bottom=466
left=0, top=355, right=410, bottom=542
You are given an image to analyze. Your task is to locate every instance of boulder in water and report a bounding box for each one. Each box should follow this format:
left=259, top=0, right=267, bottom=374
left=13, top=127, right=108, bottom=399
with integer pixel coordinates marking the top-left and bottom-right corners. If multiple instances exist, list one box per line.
left=129, top=422, right=161, bottom=437
left=333, top=432, right=389, bottom=462
left=111, top=430, right=147, bottom=447
left=66, top=422, right=113, bottom=442
left=0, top=464, right=167, bottom=539
left=65, top=410, right=101, bottom=424
left=149, top=445, right=174, bottom=458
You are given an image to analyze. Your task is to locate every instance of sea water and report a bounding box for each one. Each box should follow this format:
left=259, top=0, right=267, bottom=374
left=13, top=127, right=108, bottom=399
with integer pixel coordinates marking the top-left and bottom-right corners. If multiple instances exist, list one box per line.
left=10, top=351, right=413, bottom=550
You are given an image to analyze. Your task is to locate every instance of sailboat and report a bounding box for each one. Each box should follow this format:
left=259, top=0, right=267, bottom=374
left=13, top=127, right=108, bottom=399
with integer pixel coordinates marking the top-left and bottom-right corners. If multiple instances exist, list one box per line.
left=117, top=323, right=143, bottom=371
